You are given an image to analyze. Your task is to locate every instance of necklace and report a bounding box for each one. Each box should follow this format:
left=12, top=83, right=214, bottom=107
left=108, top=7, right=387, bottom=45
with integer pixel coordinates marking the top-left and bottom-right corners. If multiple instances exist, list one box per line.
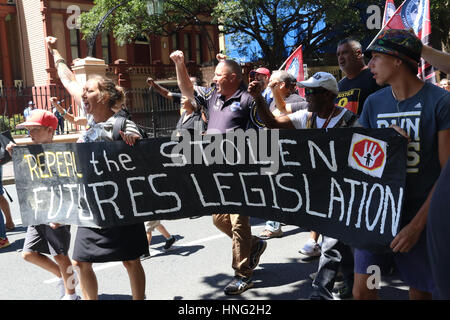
left=391, top=88, right=402, bottom=127
left=321, top=107, right=338, bottom=129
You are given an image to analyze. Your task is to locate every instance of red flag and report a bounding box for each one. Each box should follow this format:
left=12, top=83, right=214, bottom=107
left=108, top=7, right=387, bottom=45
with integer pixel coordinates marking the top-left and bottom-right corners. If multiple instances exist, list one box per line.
left=369, top=0, right=436, bottom=83
left=417, top=0, right=436, bottom=83
left=281, top=45, right=305, bottom=97
left=382, top=0, right=396, bottom=27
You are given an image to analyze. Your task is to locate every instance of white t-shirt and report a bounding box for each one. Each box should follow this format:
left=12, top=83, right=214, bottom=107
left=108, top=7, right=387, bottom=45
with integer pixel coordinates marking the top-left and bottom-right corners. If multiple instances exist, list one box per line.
left=287, top=106, right=346, bottom=129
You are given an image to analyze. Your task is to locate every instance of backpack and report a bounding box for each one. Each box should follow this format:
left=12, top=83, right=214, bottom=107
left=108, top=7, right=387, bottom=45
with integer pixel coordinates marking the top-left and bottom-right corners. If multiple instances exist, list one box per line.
left=112, top=110, right=149, bottom=141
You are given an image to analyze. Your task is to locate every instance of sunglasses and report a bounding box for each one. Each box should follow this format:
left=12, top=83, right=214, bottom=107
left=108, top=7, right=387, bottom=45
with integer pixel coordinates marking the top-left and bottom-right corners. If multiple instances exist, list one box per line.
left=305, top=87, right=328, bottom=95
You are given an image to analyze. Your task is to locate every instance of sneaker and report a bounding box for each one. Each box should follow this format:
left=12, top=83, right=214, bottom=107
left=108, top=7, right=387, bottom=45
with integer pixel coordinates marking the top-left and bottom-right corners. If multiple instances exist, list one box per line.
left=332, top=279, right=354, bottom=299
left=61, top=293, right=82, bottom=300
left=259, top=229, right=283, bottom=240
left=57, top=278, right=65, bottom=299
left=249, top=240, right=267, bottom=270
left=163, top=236, right=177, bottom=251
left=299, top=238, right=321, bottom=257
left=140, top=252, right=151, bottom=261
left=224, top=276, right=254, bottom=295
left=0, top=238, right=10, bottom=249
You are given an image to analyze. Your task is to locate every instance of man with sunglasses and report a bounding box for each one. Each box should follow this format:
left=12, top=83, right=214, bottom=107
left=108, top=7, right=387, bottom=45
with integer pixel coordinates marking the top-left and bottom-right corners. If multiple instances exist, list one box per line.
left=248, top=71, right=359, bottom=300
left=6, top=109, right=80, bottom=300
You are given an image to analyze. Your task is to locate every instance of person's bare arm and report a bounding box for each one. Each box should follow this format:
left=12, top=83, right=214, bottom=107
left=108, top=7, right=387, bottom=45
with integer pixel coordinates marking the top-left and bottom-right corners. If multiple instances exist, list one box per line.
left=422, top=45, right=450, bottom=74
left=147, top=77, right=175, bottom=100
left=248, top=81, right=295, bottom=129
left=49, top=97, right=87, bottom=126
left=170, top=51, right=195, bottom=102
left=45, top=36, right=83, bottom=107
left=270, top=81, right=290, bottom=115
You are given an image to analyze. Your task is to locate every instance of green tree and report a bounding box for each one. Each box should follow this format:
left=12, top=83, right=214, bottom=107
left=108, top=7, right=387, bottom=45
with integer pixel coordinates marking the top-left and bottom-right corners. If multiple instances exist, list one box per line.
left=80, top=0, right=216, bottom=58
left=80, top=0, right=449, bottom=68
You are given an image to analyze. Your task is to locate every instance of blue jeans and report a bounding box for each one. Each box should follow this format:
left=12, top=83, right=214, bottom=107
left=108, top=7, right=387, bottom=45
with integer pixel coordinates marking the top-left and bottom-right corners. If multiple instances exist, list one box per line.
left=309, top=236, right=354, bottom=300
left=264, top=221, right=281, bottom=232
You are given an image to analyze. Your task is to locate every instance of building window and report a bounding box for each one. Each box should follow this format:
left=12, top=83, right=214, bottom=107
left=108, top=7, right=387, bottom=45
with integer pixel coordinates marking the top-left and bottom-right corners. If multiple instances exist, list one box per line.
left=195, top=34, right=203, bottom=64
left=183, top=33, right=191, bottom=62
left=70, top=29, right=81, bottom=60
left=102, top=33, right=111, bottom=63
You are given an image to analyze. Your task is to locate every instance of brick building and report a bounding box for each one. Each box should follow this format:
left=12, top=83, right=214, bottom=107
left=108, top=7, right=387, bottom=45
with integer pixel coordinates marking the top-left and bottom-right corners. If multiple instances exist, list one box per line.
left=0, top=0, right=221, bottom=88
left=0, top=0, right=222, bottom=133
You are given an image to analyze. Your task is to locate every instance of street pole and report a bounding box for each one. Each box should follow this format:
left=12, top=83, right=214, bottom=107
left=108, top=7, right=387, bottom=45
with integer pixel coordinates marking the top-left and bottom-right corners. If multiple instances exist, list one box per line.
left=87, top=0, right=131, bottom=57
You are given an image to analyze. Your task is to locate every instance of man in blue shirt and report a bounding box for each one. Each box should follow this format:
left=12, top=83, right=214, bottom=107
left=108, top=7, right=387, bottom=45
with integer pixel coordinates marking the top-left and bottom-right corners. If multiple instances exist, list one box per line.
left=355, top=29, right=450, bottom=300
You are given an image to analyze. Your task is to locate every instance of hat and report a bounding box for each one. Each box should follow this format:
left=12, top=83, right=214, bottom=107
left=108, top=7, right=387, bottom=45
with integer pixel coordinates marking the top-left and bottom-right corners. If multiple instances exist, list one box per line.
left=28, top=101, right=34, bottom=105
left=364, top=29, right=422, bottom=66
left=17, top=109, right=58, bottom=130
left=297, top=72, right=339, bottom=95
left=255, top=67, right=271, bottom=77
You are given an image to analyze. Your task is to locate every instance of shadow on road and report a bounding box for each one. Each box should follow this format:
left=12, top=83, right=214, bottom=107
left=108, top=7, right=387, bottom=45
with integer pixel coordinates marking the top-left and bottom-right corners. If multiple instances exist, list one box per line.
left=197, top=257, right=319, bottom=300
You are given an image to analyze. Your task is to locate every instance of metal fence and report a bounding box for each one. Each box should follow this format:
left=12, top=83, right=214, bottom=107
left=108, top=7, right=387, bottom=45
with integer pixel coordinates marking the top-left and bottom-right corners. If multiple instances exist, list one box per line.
left=0, top=85, right=181, bottom=138
left=127, top=86, right=181, bottom=138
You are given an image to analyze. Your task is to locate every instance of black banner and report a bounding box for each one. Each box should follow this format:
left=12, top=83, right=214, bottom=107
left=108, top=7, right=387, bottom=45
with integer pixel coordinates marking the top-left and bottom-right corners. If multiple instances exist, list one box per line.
left=13, top=128, right=407, bottom=252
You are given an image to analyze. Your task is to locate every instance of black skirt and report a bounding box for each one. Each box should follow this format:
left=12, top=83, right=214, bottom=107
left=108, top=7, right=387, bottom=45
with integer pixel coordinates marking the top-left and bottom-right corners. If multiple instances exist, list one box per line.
left=72, top=223, right=149, bottom=263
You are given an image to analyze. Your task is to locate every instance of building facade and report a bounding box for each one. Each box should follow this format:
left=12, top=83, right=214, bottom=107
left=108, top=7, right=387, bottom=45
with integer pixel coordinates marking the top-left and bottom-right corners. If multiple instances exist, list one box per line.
left=0, top=0, right=221, bottom=89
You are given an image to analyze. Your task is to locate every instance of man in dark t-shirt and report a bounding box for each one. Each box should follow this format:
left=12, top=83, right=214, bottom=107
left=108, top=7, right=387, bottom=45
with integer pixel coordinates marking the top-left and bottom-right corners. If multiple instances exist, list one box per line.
left=427, top=159, right=450, bottom=299
left=336, top=38, right=383, bottom=115
left=170, top=50, right=266, bottom=296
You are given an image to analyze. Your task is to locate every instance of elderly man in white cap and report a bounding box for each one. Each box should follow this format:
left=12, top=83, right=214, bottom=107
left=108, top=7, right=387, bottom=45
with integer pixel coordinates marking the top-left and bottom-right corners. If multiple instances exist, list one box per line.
left=248, top=71, right=359, bottom=300
left=248, top=71, right=358, bottom=130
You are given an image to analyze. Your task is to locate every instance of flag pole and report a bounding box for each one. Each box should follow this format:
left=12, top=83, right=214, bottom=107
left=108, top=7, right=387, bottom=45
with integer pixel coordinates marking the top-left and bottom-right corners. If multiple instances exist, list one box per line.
left=365, top=1, right=406, bottom=50
left=279, top=45, right=302, bottom=70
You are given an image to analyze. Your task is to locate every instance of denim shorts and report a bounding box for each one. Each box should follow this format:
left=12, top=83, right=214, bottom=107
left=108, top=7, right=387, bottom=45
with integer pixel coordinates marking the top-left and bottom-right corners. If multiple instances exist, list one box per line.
left=354, top=232, right=435, bottom=293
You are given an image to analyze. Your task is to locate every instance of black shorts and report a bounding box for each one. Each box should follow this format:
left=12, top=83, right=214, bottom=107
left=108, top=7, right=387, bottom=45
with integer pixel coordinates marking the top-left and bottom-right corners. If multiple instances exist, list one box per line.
left=23, top=225, right=71, bottom=256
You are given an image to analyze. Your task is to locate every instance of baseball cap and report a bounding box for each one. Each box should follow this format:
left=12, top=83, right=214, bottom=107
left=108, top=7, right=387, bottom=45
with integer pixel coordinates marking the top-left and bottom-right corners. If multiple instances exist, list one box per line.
left=255, top=67, right=271, bottom=77
left=297, top=72, right=339, bottom=95
left=364, top=29, right=422, bottom=67
left=17, top=109, right=58, bottom=130
left=28, top=101, right=34, bottom=105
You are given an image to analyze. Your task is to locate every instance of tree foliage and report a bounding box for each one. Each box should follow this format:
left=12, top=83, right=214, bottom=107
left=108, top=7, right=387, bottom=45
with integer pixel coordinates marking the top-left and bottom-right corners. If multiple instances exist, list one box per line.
left=80, top=0, right=449, bottom=68
left=80, top=0, right=216, bottom=46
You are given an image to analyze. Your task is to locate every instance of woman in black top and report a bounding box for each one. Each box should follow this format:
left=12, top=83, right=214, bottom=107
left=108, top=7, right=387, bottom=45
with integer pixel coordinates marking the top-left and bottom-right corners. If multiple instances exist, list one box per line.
left=175, top=95, right=206, bottom=135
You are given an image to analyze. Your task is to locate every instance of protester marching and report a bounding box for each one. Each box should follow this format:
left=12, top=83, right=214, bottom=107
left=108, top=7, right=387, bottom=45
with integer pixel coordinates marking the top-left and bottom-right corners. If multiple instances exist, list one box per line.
left=1, top=0, right=449, bottom=304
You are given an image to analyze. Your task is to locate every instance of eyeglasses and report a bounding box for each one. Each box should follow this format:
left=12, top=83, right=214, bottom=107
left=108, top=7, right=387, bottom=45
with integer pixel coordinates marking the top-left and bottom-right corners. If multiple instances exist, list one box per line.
left=305, top=87, right=328, bottom=95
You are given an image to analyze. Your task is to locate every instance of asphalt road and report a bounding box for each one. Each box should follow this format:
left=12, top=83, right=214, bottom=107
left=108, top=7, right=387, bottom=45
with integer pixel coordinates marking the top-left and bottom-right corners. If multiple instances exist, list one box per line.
left=0, top=182, right=409, bottom=301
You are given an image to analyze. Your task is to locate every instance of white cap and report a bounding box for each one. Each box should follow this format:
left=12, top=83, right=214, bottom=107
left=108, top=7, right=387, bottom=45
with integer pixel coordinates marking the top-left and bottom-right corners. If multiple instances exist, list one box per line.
left=297, top=72, right=339, bottom=95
